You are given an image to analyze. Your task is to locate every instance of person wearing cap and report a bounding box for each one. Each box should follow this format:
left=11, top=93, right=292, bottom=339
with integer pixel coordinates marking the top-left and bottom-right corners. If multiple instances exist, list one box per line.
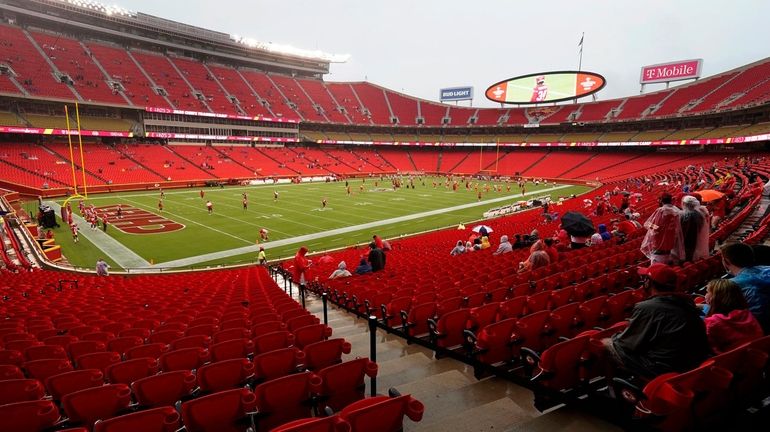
left=640, top=192, right=684, bottom=265
left=721, top=242, right=770, bottom=334
left=602, top=263, right=709, bottom=379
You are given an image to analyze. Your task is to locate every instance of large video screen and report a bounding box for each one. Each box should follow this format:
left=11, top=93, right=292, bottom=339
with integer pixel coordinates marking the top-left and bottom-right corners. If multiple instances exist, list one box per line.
left=485, top=71, right=606, bottom=104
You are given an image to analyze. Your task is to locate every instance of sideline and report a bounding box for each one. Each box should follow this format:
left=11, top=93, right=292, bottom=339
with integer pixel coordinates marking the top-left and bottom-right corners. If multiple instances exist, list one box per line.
left=151, top=184, right=571, bottom=269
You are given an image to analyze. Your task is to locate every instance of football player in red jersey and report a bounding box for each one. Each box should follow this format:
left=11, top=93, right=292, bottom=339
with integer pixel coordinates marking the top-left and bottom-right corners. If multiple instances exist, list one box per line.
left=530, top=75, right=548, bottom=103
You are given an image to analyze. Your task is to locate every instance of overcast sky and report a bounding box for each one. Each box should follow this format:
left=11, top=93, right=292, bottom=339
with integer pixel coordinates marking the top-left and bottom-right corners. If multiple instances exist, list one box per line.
left=121, top=0, right=770, bottom=107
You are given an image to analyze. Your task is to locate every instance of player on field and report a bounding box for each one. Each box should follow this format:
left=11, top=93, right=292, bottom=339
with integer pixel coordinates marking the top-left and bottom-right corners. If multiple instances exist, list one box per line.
left=243, top=197, right=248, bottom=210
left=158, top=199, right=164, bottom=212
left=260, top=228, right=269, bottom=242
left=116, top=204, right=123, bottom=219
left=530, top=75, right=549, bottom=103
left=160, top=188, right=165, bottom=200
left=200, top=190, right=205, bottom=199
left=274, top=190, right=279, bottom=202
left=322, top=198, right=327, bottom=209
left=206, top=200, right=213, bottom=214
left=70, top=222, right=79, bottom=243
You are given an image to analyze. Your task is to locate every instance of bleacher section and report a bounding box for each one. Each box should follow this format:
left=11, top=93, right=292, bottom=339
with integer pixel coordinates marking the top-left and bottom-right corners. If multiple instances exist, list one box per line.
left=0, top=266, right=423, bottom=432
left=206, top=65, right=270, bottom=117
left=0, top=22, right=768, bottom=131
left=0, top=25, right=75, bottom=100
left=170, top=57, right=237, bottom=116
left=85, top=42, right=170, bottom=108
left=29, top=30, right=126, bottom=105
left=131, top=51, right=208, bottom=112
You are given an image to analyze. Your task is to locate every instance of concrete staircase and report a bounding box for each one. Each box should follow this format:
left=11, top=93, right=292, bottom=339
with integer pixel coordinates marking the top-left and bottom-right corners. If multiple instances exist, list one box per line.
left=272, top=271, right=621, bottom=432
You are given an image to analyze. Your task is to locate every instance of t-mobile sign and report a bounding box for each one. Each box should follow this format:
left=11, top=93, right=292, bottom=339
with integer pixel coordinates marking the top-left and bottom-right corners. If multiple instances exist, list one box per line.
left=640, top=59, right=703, bottom=84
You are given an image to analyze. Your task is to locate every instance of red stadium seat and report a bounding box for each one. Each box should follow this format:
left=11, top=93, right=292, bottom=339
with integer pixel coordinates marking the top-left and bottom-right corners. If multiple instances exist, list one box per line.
left=24, top=358, right=73, bottom=382
left=76, top=351, right=122, bottom=374
left=125, top=343, right=170, bottom=360
left=0, top=349, right=23, bottom=366
left=293, top=324, right=333, bottom=349
left=105, top=357, right=159, bottom=385
left=171, top=335, right=212, bottom=350
left=428, top=308, right=471, bottom=349
left=68, top=340, right=108, bottom=361
left=0, top=364, right=25, bottom=380
left=107, top=337, right=144, bottom=356
left=159, top=347, right=210, bottom=371
left=252, top=372, right=322, bottom=432
left=270, top=416, right=351, bottom=432
left=45, top=369, right=104, bottom=400
left=0, top=378, right=46, bottom=404
left=251, top=321, right=286, bottom=337
left=473, top=318, right=519, bottom=365
left=338, top=393, right=424, bottom=432
left=93, top=406, right=181, bottom=432
left=197, top=358, right=255, bottom=393
left=253, top=347, right=304, bottom=382
left=302, top=338, right=352, bottom=371
left=60, top=384, right=132, bottom=427
left=254, top=330, right=295, bottom=355
left=316, top=358, right=378, bottom=413
left=131, top=370, right=197, bottom=407
left=180, top=388, right=257, bottom=432
left=23, top=344, right=68, bottom=361
left=210, top=338, right=254, bottom=362
left=0, top=400, right=61, bottom=432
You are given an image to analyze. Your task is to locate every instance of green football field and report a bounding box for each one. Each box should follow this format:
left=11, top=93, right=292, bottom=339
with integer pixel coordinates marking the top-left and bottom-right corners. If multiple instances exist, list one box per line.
left=32, top=177, right=592, bottom=270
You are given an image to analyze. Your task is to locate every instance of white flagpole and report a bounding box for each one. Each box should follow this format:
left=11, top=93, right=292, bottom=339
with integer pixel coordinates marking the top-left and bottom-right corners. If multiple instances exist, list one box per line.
left=578, top=32, right=584, bottom=71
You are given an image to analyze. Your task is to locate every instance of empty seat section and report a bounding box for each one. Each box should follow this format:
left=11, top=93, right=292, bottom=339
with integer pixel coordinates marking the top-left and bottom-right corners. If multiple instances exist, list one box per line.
left=171, top=57, right=237, bottom=115
left=86, top=42, right=171, bottom=108
left=131, top=51, right=207, bottom=112
left=29, top=31, right=125, bottom=105
left=0, top=25, right=75, bottom=99
left=270, top=75, right=326, bottom=122
left=295, top=79, right=350, bottom=123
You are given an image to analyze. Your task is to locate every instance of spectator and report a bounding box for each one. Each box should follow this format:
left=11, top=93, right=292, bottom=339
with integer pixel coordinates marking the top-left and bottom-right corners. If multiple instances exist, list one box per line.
left=543, top=238, right=559, bottom=263
left=293, top=246, right=312, bottom=289
left=368, top=242, right=386, bottom=272
left=598, top=224, right=612, bottom=241
left=354, top=258, right=372, bottom=275
left=680, top=195, right=709, bottom=262
left=493, top=235, right=513, bottom=255
left=641, top=192, right=684, bottom=264
left=518, top=240, right=551, bottom=273
left=96, top=258, right=110, bottom=276
left=480, top=236, right=491, bottom=250
left=589, top=231, right=603, bottom=245
left=721, top=242, right=770, bottom=334
left=614, top=213, right=641, bottom=238
left=373, top=235, right=384, bottom=250
left=257, top=247, right=267, bottom=266
left=570, top=234, right=590, bottom=250
left=450, top=240, right=466, bottom=256
left=329, top=261, right=352, bottom=279
left=703, top=279, right=764, bottom=353
left=602, top=263, right=709, bottom=379
left=465, top=241, right=474, bottom=252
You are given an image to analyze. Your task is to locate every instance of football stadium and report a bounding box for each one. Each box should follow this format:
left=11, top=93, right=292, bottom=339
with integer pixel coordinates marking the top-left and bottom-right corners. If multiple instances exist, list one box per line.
left=1, top=0, right=770, bottom=430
